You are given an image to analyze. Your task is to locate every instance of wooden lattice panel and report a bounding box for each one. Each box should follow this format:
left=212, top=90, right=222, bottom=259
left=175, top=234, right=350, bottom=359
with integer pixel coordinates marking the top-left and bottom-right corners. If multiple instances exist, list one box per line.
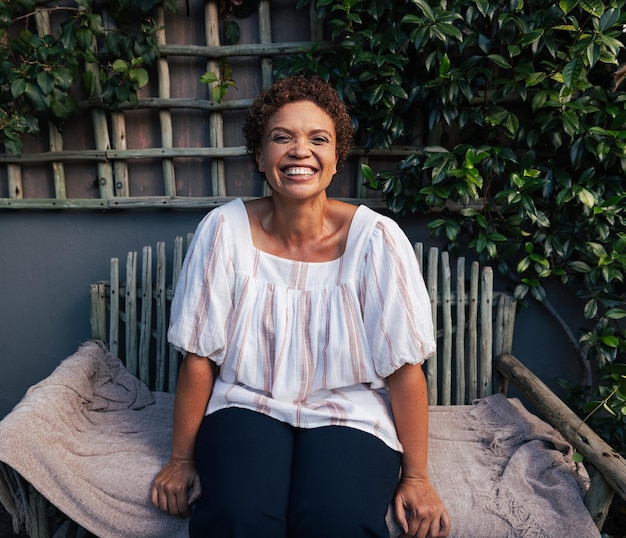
left=0, top=0, right=410, bottom=210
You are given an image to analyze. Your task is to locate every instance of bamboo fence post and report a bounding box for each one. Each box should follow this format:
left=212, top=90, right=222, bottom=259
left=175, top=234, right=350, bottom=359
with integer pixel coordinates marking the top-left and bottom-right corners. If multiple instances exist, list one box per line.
left=168, top=236, right=185, bottom=392
left=455, top=256, right=466, bottom=404
left=258, top=0, right=273, bottom=197
left=440, top=251, right=452, bottom=405
left=309, top=1, right=324, bottom=41
left=414, top=242, right=424, bottom=273
left=110, top=257, right=120, bottom=358
left=155, top=241, right=167, bottom=392
left=479, top=266, right=493, bottom=397
left=89, top=282, right=107, bottom=343
left=468, top=261, right=479, bottom=401
left=139, top=246, right=153, bottom=385
left=426, top=247, right=439, bottom=405
left=98, top=10, right=129, bottom=197
left=125, top=250, right=138, bottom=376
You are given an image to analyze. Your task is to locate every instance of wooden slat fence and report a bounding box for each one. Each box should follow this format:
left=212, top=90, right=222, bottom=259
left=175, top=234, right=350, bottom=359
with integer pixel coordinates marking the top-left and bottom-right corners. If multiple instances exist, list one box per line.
left=91, top=237, right=516, bottom=403
left=1, top=0, right=414, bottom=210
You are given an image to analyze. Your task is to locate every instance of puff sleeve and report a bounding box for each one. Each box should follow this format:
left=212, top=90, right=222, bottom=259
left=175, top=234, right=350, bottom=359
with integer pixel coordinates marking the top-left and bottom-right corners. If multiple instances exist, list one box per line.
left=360, top=217, right=436, bottom=379
left=167, top=209, right=235, bottom=364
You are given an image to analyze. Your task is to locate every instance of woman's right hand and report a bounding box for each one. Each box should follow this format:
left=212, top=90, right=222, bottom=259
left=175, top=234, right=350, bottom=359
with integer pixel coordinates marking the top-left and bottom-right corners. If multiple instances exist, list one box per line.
left=151, top=457, right=202, bottom=517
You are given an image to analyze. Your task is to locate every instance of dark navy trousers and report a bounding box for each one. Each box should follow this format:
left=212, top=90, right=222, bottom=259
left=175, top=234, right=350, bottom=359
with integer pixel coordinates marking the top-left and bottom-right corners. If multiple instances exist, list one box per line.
left=189, top=407, right=401, bottom=538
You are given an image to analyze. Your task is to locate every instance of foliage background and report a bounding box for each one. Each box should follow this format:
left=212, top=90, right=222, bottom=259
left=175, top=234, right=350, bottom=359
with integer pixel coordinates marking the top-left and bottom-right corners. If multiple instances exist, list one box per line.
left=276, top=0, right=626, bottom=453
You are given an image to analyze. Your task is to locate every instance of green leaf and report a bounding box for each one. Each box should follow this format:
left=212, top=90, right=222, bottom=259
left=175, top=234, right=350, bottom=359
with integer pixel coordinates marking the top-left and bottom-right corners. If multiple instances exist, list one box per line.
left=200, top=71, right=219, bottom=84
left=129, top=67, right=149, bottom=88
left=414, top=0, right=435, bottom=22
left=211, top=84, right=225, bottom=103
left=563, top=59, right=583, bottom=89
left=439, top=53, right=451, bottom=78
left=360, top=163, right=373, bottom=181
left=24, top=83, right=48, bottom=111
left=76, top=26, right=93, bottom=51
left=517, top=257, right=531, bottom=273
left=559, top=0, right=578, bottom=14
left=579, top=0, right=604, bottom=17
left=513, top=284, right=529, bottom=301
left=601, top=335, right=620, bottom=347
left=10, top=78, right=27, bottom=99
left=224, top=20, right=240, bottom=45
left=52, top=67, right=75, bottom=92
left=487, top=54, right=512, bottom=69
left=599, top=9, right=620, bottom=32
left=571, top=451, right=584, bottom=463
left=50, top=94, right=76, bottom=121
left=584, top=299, right=598, bottom=319
left=36, top=71, right=55, bottom=95
left=112, top=59, right=129, bottom=73
left=577, top=188, right=596, bottom=207
left=569, top=261, right=591, bottom=273
left=605, top=309, right=626, bottom=319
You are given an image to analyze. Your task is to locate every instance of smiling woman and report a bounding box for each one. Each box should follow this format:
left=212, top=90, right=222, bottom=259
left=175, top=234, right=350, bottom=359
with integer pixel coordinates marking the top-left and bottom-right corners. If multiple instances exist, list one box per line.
left=150, top=75, right=451, bottom=538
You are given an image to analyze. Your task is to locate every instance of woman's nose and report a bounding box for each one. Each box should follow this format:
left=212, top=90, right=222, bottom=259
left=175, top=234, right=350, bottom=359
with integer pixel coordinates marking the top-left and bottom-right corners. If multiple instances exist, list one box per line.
left=289, top=138, right=312, bottom=157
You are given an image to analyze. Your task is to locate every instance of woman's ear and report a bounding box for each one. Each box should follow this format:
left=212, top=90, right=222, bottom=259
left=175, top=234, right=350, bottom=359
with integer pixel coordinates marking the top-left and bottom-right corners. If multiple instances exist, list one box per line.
left=255, top=149, right=264, bottom=173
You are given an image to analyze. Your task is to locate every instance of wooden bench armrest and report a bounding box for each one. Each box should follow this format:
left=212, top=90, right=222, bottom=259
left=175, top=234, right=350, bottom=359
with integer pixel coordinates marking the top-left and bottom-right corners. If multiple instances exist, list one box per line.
left=495, top=352, right=626, bottom=526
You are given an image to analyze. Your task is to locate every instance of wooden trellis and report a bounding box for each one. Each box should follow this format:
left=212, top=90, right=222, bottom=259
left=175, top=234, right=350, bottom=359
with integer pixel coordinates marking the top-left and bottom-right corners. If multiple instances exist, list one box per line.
left=0, top=0, right=416, bottom=210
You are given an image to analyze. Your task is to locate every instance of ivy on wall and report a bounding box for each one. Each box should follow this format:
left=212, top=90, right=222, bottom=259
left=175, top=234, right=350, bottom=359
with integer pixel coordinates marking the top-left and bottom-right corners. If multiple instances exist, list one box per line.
left=276, top=0, right=626, bottom=451
left=0, top=0, right=261, bottom=155
left=0, top=0, right=177, bottom=155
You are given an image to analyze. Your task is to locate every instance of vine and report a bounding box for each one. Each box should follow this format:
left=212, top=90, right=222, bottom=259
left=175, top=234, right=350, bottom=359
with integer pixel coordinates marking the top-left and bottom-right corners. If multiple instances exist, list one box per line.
left=0, top=0, right=178, bottom=155
left=0, top=0, right=261, bottom=153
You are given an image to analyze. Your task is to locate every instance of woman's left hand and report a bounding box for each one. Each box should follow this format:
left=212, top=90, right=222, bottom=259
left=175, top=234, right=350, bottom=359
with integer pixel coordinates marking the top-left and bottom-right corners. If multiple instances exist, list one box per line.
left=393, top=475, right=451, bottom=538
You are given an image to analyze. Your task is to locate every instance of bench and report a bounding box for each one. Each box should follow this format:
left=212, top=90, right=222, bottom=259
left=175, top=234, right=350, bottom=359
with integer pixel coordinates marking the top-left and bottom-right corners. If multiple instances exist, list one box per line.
left=1, top=235, right=625, bottom=537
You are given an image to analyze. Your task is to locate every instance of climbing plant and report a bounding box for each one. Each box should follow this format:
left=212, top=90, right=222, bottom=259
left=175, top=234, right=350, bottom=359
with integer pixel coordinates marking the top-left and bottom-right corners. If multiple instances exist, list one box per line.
left=276, top=0, right=626, bottom=451
left=0, top=0, right=177, bottom=155
left=0, top=0, right=261, bottom=154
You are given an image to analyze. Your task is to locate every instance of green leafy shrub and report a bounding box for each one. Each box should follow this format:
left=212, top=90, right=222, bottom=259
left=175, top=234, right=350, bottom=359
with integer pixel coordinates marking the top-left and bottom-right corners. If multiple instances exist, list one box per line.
left=277, top=0, right=626, bottom=452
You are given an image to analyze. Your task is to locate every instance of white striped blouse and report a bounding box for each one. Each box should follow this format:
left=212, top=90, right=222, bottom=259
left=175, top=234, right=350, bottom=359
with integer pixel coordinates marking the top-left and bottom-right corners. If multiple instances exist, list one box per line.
left=167, top=198, right=435, bottom=451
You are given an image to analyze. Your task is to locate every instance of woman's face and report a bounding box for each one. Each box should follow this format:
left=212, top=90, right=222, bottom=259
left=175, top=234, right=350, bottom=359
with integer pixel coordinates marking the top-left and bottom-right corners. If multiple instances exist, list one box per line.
left=256, top=100, right=339, bottom=202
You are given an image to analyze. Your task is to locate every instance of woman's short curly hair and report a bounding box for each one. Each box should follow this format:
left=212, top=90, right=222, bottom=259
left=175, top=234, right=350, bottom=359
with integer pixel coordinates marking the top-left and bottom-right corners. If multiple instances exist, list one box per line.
left=243, top=75, right=354, bottom=171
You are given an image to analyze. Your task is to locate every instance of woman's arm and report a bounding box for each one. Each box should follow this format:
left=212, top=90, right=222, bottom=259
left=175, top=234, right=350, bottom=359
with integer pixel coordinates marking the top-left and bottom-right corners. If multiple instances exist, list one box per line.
left=151, top=353, right=215, bottom=516
left=387, top=363, right=451, bottom=538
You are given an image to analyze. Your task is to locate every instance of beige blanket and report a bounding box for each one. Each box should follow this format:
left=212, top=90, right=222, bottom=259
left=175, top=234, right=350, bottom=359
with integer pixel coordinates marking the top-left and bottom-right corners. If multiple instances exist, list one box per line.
left=0, top=342, right=599, bottom=537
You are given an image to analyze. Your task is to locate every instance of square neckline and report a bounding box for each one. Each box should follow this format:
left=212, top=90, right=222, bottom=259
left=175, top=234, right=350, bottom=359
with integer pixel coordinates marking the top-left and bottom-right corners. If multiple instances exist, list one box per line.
left=237, top=198, right=365, bottom=266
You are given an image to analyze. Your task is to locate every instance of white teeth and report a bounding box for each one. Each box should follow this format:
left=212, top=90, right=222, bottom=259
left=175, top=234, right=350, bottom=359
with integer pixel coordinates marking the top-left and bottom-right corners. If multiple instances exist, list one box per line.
left=284, top=167, right=314, bottom=176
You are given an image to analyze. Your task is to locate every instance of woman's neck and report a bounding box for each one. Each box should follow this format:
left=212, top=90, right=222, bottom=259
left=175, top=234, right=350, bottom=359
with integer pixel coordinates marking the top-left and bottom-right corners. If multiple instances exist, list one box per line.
left=245, top=195, right=355, bottom=262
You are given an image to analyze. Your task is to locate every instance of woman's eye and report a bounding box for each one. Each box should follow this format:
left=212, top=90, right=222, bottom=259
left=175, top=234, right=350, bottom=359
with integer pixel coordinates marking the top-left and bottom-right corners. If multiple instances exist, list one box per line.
left=271, top=135, right=292, bottom=143
left=312, top=137, right=329, bottom=145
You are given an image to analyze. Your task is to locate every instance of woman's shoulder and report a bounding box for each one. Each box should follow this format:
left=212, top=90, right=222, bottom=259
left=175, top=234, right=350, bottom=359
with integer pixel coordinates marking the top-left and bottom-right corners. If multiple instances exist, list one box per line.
left=187, top=199, right=249, bottom=256
left=196, top=198, right=246, bottom=231
left=350, top=204, right=406, bottom=242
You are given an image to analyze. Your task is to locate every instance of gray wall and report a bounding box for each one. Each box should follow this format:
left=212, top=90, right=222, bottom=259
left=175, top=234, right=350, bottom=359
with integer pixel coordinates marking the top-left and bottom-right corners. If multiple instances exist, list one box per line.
left=0, top=209, right=587, bottom=418
left=0, top=210, right=206, bottom=418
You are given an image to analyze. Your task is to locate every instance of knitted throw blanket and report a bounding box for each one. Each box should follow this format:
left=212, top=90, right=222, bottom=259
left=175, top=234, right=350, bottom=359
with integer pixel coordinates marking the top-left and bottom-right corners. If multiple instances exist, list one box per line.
left=0, top=342, right=599, bottom=537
